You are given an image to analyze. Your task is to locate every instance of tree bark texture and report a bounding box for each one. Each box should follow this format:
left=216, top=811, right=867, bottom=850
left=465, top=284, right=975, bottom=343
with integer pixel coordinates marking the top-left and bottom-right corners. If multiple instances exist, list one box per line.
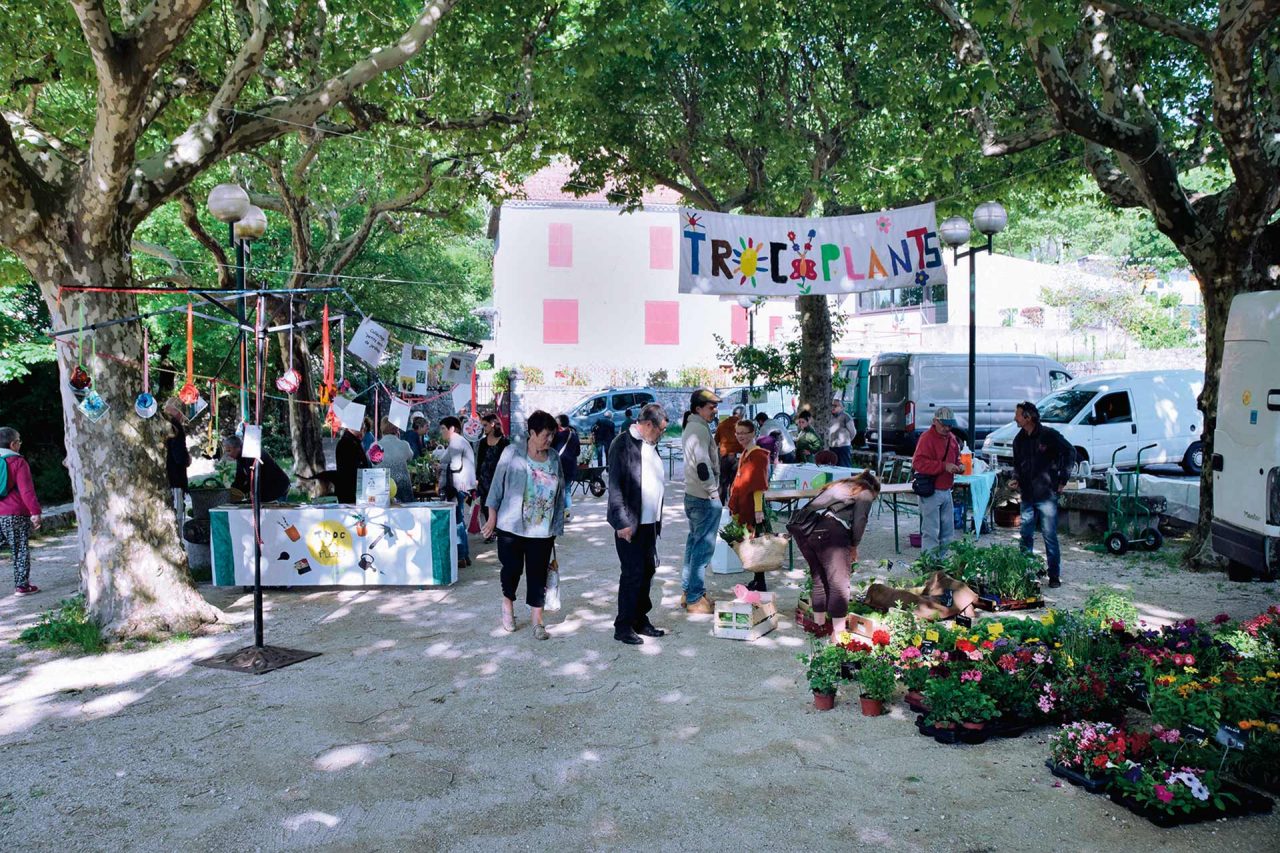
left=797, top=295, right=834, bottom=442
left=37, top=258, right=221, bottom=637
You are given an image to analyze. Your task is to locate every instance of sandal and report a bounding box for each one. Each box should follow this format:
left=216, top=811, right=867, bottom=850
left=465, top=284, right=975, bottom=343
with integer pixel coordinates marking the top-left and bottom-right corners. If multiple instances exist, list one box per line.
left=502, top=610, right=516, bottom=633
left=533, top=624, right=549, bottom=641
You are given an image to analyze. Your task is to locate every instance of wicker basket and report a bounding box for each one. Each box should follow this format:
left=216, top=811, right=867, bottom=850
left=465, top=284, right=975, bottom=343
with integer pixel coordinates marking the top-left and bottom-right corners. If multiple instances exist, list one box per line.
left=730, top=534, right=789, bottom=573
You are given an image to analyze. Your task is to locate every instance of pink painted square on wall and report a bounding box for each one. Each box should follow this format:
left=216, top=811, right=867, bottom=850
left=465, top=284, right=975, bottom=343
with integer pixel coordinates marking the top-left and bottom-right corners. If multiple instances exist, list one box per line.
left=645, top=301, right=679, bottom=345
left=548, top=223, right=572, bottom=267
left=769, top=316, right=783, bottom=342
left=730, top=305, right=748, bottom=345
left=543, top=299, right=578, bottom=344
left=649, top=226, right=673, bottom=270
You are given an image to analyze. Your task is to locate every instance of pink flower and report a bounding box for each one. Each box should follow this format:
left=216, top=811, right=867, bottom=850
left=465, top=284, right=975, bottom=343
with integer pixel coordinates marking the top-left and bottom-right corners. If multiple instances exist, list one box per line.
left=961, top=669, right=982, bottom=683
left=1154, top=784, right=1173, bottom=803
left=966, top=650, right=983, bottom=661
left=900, top=646, right=922, bottom=661
left=1212, top=613, right=1230, bottom=624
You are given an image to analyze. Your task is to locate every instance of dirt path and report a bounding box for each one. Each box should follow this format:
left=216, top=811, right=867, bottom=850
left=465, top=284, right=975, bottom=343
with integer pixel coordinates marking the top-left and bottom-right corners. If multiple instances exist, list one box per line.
left=1, top=487, right=1277, bottom=852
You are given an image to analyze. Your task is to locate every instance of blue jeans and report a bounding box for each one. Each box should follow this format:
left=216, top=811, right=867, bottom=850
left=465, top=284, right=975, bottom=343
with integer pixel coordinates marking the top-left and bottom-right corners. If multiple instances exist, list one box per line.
left=832, top=445, right=853, bottom=468
left=682, top=494, right=721, bottom=604
left=919, top=488, right=955, bottom=555
left=455, top=494, right=471, bottom=561
left=1020, top=496, right=1061, bottom=579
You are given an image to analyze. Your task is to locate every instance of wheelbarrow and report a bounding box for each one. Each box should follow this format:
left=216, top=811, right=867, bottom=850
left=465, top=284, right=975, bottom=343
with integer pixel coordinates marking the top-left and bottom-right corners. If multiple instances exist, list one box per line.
left=1103, top=443, right=1163, bottom=555
left=572, top=465, right=607, bottom=498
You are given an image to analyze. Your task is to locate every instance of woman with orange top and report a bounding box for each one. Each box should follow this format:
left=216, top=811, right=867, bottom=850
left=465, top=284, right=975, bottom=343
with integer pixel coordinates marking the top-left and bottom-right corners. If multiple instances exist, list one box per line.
left=728, top=418, right=772, bottom=592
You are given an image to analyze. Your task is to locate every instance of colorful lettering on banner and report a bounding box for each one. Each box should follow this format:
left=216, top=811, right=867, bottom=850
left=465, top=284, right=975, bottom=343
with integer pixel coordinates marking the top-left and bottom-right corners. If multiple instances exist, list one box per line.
left=679, top=203, right=947, bottom=296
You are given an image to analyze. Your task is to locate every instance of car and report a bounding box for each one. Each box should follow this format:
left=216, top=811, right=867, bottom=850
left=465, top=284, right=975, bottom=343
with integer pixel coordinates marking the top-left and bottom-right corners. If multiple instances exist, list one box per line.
left=565, top=387, right=659, bottom=436
left=865, top=352, right=1073, bottom=452
left=982, top=370, right=1205, bottom=475
left=715, top=385, right=797, bottom=425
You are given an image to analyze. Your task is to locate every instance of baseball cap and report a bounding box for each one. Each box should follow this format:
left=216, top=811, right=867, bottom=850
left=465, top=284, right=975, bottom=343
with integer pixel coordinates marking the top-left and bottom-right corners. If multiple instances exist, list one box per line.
left=934, top=407, right=959, bottom=427
left=690, top=388, right=721, bottom=408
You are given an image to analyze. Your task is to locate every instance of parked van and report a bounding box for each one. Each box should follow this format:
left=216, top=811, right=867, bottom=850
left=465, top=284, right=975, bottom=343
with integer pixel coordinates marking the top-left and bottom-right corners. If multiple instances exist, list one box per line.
left=983, top=370, right=1204, bottom=474
left=1212, top=291, right=1280, bottom=580
left=566, top=387, right=659, bottom=436
left=715, top=385, right=796, bottom=423
left=866, top=353, right=1073, bottom=452
left=836, top=357, right=872, bottom=439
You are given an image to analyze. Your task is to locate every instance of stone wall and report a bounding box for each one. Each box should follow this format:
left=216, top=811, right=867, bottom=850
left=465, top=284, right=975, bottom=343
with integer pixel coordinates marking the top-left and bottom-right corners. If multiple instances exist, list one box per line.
left=1069, top=347, right=1205, bottom=376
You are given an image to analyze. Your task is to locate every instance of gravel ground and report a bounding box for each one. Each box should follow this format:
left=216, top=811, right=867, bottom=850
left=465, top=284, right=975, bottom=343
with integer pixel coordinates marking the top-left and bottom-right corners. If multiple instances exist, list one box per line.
left=1, top=485, right=1278, bottom=853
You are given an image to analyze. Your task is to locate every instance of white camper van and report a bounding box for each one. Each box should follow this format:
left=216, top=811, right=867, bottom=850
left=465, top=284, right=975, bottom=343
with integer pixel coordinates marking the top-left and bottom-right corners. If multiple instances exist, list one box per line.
left=1212, top=291, right=1280, bottom=580
left=983, top=370, right=1205, bottom=474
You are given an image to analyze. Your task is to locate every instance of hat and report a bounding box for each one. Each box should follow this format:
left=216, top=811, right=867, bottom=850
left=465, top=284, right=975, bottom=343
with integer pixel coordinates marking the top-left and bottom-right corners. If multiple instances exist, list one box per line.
left=411, top=413, right=427, bottom=424
left=690, top=388, right=721, bottom=408
left=934, top=406, right=959, bottom=427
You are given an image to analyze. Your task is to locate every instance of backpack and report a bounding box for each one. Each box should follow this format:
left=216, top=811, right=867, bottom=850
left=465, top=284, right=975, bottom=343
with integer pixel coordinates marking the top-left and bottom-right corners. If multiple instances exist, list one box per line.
left=0, top=448, right=16, bottom=499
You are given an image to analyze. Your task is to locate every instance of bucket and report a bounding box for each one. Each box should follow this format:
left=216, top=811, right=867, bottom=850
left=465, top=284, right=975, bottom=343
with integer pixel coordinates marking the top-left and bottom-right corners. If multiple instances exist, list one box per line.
left=909, top=532, right=922, bottom=548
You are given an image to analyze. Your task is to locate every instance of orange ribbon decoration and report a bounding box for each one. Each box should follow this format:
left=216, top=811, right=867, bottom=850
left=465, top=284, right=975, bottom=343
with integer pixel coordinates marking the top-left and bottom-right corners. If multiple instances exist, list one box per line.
left=319, top=302, right=336, bottom=405
left=178, top=303, right=199, bottom=404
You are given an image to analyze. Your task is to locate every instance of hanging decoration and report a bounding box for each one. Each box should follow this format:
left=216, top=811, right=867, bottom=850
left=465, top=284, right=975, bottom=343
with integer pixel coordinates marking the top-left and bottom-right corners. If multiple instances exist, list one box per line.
left=337, top=316, right=351, bottom=394
left=134, top=325, right=157, bottom=418
left=76, top=330, right=110, bottom=421
left=178, top=303, right=200, bottom=404
left=69, top=303, right=92, bottom=394
left=275, top=297, right=302, bottom=394
left=318, top=302, right=336, bottom=405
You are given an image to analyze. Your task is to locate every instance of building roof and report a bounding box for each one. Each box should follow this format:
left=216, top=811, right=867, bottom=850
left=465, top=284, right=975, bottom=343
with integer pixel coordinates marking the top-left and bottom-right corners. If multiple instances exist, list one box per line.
left=509, top=161, right=683, bottom=208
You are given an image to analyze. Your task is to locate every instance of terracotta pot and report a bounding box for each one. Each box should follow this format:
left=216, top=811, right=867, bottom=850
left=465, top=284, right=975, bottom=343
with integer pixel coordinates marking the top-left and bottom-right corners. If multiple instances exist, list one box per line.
left=932, top=720, right=955, bottom=730
left=994, top=505, right=1021, bottom=528
left=905, top=690, right=925, bottom=706
left=961, top=721, right=986, bottom=731
left=813, top=691, right=836, bottom=711
left=859, top=696, right=885, bottom=717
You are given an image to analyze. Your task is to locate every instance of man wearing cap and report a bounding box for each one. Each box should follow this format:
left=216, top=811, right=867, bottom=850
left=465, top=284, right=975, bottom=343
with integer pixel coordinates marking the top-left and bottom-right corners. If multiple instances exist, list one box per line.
left=827, top=398, right=856, bottom=468
left=1010, top=401, right=1075, bottom=589
left=681, top=389, right=721, bottom=614
left=911, top=407, right=964, bottom=555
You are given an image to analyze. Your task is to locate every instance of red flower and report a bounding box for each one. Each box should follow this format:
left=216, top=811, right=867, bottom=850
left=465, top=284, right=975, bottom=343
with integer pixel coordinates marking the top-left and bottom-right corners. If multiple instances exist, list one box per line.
left=1092, top=755, right=1109, bottom=768
left=871, top=629, right=891, bottom=647
left=981, top=640, right=996, bottom=650
left=1212, top=613, right=1231, bottom=624
left=956, top=639, right=976, bottom=653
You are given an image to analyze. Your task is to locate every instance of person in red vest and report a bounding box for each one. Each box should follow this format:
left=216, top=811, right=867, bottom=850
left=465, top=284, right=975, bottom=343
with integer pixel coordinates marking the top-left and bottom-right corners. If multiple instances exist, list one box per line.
left=728, top=419, right=772, bottom=592
left=911, top=407, right=964, bottom=555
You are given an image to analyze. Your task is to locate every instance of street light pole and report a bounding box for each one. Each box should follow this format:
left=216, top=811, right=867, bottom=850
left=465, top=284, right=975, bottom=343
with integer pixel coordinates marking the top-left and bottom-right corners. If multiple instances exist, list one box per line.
left=738, top=295, right=759, bottom=418
left=939, top=202, right=1008, bottom=449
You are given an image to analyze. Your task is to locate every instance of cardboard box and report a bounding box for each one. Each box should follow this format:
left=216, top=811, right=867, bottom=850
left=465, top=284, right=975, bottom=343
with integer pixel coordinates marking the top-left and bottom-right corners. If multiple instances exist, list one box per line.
left=846, top=611, right=890, bottom=642
left=713, top=593, right=778, bottom=641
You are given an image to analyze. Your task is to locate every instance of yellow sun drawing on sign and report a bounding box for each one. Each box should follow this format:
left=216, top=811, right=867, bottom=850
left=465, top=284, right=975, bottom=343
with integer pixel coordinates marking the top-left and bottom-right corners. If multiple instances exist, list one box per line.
left=732, top=237, right=769, bottom=287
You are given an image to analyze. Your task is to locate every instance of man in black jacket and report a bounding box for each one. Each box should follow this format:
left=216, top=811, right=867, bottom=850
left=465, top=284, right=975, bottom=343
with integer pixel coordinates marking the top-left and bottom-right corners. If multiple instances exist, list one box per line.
left=590, top=413, right=616, bottom=468
left=1010, top=401, right=1076, bottom=588
left=607, top=403, right=670, bottom=645
left=224, top=435, right=292, bottom=504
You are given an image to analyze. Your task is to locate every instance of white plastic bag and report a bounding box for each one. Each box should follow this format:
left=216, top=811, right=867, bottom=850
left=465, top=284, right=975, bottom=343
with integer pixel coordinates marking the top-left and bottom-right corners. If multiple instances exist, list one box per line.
left=544, top=567, right=562, bottom=612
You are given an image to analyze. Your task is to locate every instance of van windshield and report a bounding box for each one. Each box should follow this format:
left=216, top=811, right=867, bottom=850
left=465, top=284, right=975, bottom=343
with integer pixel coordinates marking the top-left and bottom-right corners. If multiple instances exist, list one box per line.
left=1037, top=389, right=1096, bottom=423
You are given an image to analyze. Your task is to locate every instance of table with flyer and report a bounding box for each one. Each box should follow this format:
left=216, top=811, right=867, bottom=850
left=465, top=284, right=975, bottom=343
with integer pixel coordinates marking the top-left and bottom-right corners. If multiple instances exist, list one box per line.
left=210, top=499, right=458, bottom=588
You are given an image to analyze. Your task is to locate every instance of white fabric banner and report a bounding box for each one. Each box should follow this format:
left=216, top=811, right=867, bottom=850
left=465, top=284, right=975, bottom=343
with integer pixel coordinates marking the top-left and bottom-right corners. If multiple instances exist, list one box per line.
left=678, top=203, right=946, bottom=296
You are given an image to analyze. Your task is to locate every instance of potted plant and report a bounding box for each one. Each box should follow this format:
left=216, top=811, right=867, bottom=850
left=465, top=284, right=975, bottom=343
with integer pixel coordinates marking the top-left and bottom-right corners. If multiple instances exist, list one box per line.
left=923, top=674, right=998, bottom=732
left=857, top=656, right=897, bottom=716
left=718, top=519, right=747, bottom=546
left=898, top=646, right=931, bottom=710
left=1110, top=762, right=1241, bottom=826
left=1045, top=722, right=1129, bottom=793
left=801, top=644, right=846, bottom=710
left=838, top=636, right=871, bottom=679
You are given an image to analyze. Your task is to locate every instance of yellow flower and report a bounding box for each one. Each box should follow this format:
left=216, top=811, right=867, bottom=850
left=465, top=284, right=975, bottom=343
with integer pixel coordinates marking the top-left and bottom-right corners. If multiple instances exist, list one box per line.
left=987, top=623, right=1004, bottom=637
left=969, top=635, right=980, bottom=644
left=1183, top=666, right=1198, bottom=675
left=1066, top=655, right=1075, bottom=669
left=1054, top=642, right=1063, bottom=649
left=1207, top=676, right=1221, bottom=684
left=1267, top=671, right=1280, bottom=679
left=1267, top=724, right=1279, bottom=734
left=1041, top=612, right=1056, bottom=626
left=1025, top=637, right=1040, bottom=644
left=1252, top=676, right=1267, bottom=683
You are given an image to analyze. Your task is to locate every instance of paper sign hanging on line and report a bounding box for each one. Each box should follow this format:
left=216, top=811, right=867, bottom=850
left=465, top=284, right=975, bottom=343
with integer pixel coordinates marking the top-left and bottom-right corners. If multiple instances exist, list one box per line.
left=388, top=397, right=411, bottom=431
left=397, top=343, right=431, bottom=395
left=347, top=317, right=390, bottom=367
left=241, top=424, right=262, bottom=459
left=440, top=351, right=477, bottom=385
left=451, top=382, right=471, bottom=414
left=339, top=401, right=366, bottom=431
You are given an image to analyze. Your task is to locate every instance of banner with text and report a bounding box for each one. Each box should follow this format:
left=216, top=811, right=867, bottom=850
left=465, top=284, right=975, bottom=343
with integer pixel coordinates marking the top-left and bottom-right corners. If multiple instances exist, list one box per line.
left=678, top=203, right=946, bottom=296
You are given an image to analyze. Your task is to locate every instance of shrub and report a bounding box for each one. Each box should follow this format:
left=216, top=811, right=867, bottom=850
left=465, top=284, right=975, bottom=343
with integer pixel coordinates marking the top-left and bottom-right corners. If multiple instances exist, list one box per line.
left=18, top=595, right=105, bottom=654
left=1082, top=587, right=1139, bottom=631
left=647, top=369, right=670, bottom=387
left=675, top=365, right=718, bottom=388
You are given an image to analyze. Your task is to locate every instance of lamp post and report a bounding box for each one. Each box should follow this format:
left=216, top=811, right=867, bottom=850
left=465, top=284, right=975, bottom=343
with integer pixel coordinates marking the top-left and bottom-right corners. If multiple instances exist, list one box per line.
left=738, top=295, right=761, bottom=417
left=938, top=201, right=1008, bottom=450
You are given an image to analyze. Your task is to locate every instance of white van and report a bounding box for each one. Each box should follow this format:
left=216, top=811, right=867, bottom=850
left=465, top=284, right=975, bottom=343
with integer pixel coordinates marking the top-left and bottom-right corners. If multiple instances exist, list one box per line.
left=1212, top=291, right=1280, bottom=580
left=982, top=370, right=1205, bottom=474
left=715, top=385, right=797, bottom=424
left=866, top=352, right=1072, bottom=452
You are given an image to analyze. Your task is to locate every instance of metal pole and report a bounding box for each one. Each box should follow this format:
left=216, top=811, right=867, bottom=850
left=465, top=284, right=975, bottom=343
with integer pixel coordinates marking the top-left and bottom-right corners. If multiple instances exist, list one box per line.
left=747, top=304, right=756, bottom=419
left=968, top=245, right=977, bottom=451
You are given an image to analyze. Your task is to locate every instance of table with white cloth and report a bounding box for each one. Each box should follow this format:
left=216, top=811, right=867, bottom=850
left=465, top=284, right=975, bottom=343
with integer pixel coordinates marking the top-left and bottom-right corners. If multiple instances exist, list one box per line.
left=210, top=502, right=458, bottom=587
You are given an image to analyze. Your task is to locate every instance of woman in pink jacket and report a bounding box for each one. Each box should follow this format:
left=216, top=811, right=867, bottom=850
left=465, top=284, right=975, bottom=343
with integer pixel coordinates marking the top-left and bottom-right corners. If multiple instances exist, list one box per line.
left=0, top=427, right=43, bottom=595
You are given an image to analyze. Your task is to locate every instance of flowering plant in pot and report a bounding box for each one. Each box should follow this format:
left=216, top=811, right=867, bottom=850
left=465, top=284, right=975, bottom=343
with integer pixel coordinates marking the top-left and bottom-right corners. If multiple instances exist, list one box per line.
left=1048, top=722, right=1128, bottom=779
left=1111, top=762, right=1238, bottom=816
left=898, top=645, right=931, bottom=705
left=837, top=635, right=872, bottom=679
left=801, top=643, right=847, bottom=710
left=856, top=656, right=897, bottom=716
left=923, top=673, right=998, bottom=729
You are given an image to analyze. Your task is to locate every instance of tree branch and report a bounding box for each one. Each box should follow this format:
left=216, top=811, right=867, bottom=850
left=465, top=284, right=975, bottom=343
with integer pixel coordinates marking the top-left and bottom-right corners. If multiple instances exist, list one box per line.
left=1088, top=0, right=1210, bottom=51
left=130, top=238, right=194, bottom=285
left=134, top=0, right=461, bottom=218
left=177, top=191, right=231, bottom=288
left=132, top=0, right=215, bottom=78
left=0, top=115, right=55, bottom=244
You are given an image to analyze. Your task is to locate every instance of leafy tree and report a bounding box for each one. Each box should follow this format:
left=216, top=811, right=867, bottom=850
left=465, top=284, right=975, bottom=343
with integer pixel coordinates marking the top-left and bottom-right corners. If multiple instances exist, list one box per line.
left=542, top=0, right=1075, bottom=441
left=0, top=0, right=556, bottom=636
left=929, top=0, right=1280, bottom=560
